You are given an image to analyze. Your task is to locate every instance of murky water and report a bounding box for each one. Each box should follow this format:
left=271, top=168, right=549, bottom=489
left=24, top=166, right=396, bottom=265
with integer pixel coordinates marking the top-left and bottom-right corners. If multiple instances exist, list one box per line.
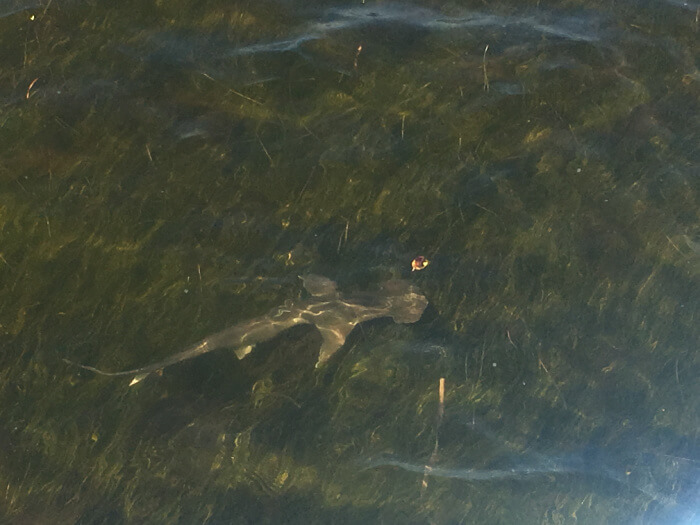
left=0, top=0, right=698, bottom=523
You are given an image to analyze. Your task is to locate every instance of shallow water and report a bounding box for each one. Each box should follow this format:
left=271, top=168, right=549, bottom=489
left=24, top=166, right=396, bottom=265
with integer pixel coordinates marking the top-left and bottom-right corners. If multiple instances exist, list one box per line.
left=0, top=0, right=698, bottom=523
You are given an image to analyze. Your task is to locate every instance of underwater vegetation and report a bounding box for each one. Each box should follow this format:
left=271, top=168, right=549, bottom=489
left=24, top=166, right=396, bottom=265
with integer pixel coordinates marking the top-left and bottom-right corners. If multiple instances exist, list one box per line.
left=0, top=0, right=697, bottom=523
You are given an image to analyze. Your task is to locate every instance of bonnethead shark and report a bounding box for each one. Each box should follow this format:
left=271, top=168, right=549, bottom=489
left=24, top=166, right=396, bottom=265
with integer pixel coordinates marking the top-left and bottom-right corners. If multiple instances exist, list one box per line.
left=65, top=275, right=428, bottom=385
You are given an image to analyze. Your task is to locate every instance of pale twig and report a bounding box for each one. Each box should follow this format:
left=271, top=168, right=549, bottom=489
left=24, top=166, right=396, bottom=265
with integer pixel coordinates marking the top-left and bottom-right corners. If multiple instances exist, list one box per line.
left=457, top=200, right=466, bottom=223
left=665, top=235, right=681, bottom=254
left=26, top=78, right=39, bottom=99
left=337, top=219, right=349, bottom=253
left=658, top=453, right=700, bottom=464
left=54, top=116, right=78, bottom=134
left=256, top=134, right=274, bottom=167
left=421, top=378, right=445, bottom=495
left=482, top=45, right=490, bottom=92
left=474, top=203, right=501, bottom=223
left=478, top=345, right=485, bottom=383
left=354, top=45, right=363, bottom=70
left=301, top=122, right=320, bottom=141
left=297, top=169, right=314, bottom=202
left=506, top=329, right=517, bottom=350
left=538, top=354, right=567, bottom=409
left=200, top=73, right=262, bottom=105
left=15, top=178, right=29, bottom=194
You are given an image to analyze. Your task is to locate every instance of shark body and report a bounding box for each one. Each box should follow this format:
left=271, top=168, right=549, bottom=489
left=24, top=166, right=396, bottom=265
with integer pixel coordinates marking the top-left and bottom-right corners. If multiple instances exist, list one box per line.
left=67, top=275, right=428, bottom=384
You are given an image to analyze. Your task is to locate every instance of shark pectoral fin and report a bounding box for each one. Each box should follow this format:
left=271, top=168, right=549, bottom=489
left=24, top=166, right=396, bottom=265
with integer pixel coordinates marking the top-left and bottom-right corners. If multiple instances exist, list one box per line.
left=316, top=324, right=355, bottom=367
left=234, top=345, right=254, bottom=360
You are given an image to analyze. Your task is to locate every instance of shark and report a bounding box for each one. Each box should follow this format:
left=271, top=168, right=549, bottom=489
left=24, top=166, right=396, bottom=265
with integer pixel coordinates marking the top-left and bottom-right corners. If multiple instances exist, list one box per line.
left=65, top=274, right=428, bottom=385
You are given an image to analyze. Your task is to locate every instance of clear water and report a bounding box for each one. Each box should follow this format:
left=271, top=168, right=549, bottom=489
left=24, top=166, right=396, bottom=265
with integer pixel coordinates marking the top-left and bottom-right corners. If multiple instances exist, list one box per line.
left=0, top=0, right=698, bottom=523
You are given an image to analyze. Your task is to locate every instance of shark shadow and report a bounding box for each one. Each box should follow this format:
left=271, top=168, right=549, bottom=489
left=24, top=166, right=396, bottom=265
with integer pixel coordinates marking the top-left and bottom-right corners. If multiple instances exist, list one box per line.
left=65, top=275, right=428, bottom=385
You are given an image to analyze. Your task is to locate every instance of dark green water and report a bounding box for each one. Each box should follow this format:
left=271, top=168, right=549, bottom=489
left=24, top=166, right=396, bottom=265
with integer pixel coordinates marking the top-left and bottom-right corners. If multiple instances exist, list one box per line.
left=0, top=0, right=698, bottom=523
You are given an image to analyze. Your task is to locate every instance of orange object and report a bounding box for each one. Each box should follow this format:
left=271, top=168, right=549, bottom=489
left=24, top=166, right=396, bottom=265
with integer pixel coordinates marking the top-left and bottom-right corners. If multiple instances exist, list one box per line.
left=411, top=256, right=429, bottom=271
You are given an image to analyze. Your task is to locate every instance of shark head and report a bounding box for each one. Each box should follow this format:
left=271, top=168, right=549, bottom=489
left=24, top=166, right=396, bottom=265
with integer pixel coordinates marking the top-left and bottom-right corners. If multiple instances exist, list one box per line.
left=377, top=279, right=429, bottom=324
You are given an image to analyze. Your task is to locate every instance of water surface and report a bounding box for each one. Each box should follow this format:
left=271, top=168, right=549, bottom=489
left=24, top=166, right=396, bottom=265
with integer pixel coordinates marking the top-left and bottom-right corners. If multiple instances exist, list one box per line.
left=0, top=0, right=698, bottom=523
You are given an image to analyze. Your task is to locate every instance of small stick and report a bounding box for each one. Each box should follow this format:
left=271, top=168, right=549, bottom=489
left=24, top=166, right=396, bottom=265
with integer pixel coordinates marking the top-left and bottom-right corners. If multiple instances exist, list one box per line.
left=421, top=378, right=446, bottom=495
left=200, top=73, right=263, bottom=105
left=478, top=345, right=485, bottom=383
left=26, top=78, right=39, bottom=99
left=674, top=358, right=684, bottom=403
left=354, top=45, right=363, bottom=70
left=665, top=235, right=681, bottom=254
left=257, top=134, right=274, bottom=167
left=457, top=200, right=466, bottom=223
left=337, top=219, right=349, bottom=253
left=538, top=353, right=567, bottom=409
left=506, top=329, right=517, bottom=349
left=658, top=453, right=700, bottom=464
left=296, top=168, right=315, bottom=204
left=482, top=45, right=490, bottom=92
left=145, top=144, right=153, bottom=162
left=42, top=0, right=54, bottom=16
left=675, top=358, right=680, bottom=385
left=474, top=203, right=502, bottom=224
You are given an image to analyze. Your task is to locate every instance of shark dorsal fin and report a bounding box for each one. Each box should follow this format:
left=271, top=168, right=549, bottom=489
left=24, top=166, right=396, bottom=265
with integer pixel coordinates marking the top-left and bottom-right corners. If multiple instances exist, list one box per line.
left=299, top=274, right=340, bottom=299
